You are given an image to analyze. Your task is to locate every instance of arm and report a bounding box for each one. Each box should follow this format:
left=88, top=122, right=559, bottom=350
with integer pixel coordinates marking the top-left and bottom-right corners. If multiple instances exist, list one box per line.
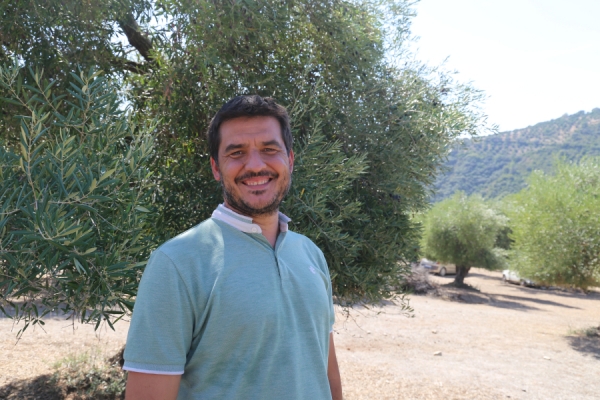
left=125, top=372, right=181, bottom=400
left=328, top=332, right=343, bottom=400
left=123, top=251, right=192, bottom=400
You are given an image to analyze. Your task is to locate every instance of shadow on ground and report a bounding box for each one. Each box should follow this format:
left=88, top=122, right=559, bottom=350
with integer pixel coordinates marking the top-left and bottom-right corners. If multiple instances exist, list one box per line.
left=0, top=374, right=125, bottom=400
left=494, top=293, right=580, bottom=309
left=441, top=291, right=538, bottom=311
left=437, top=288, right=582, bottom=311
left=567, top=335, right=600, bottom=360
left=467, top=272, right=502, bottom=282
left=528, top=287, right=600, bottom=301
left=0, top=375, right=61, bottom=400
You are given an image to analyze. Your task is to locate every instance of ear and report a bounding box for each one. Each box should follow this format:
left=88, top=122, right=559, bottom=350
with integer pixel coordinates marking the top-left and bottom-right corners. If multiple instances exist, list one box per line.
left=288, top=150, right=294, bottom=174
left=210, top=157, right=221, bottom=181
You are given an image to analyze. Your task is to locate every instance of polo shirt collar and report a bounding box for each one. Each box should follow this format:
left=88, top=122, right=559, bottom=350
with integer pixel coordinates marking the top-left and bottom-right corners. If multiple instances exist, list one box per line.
left=211, top=204, right=291, bottom=234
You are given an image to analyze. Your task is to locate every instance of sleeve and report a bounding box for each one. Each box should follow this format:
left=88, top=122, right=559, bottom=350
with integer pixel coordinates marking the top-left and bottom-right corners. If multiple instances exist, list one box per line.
left=327, top=273, right=335, bottom=331
left=123, top=250, right=194, bottom=375
left=318, top=249, right=336, bottom=331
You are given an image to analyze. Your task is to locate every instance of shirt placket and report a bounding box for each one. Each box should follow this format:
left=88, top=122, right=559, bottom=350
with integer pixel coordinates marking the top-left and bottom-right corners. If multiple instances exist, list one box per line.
left=274, top=232, right=288, bottom=281
left=248, top=232, right=288, bottom=281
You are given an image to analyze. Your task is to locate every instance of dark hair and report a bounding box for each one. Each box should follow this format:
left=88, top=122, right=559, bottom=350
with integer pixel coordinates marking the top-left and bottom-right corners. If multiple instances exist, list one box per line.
left=207, top=95, right=292, bottom=163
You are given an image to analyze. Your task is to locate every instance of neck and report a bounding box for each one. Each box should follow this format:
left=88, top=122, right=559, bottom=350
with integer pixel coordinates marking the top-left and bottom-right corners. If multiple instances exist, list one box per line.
left=223, top=202, right=280, bottom=247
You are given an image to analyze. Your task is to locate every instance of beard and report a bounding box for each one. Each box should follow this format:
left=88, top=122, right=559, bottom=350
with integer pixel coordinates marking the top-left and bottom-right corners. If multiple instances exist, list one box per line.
left=220, top=170, right=292, bottom=218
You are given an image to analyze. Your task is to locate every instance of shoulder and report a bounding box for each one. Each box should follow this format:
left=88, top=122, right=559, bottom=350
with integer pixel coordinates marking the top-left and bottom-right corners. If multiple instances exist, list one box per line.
left=286, top=230, right=323, bottom=253
left=145, top=218, right=230, bottom=284
left=142, top=218, right=228, bottom=304
left=284, top=230, right=328, bottom=268
left=157, top=218, right=225, bottom=259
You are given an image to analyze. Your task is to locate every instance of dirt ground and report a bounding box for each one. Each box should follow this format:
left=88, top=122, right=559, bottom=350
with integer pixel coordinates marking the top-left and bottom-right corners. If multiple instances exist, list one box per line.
left=1, top=268, right=599, bottom=399
left=335, top=269, right=600, bottom=399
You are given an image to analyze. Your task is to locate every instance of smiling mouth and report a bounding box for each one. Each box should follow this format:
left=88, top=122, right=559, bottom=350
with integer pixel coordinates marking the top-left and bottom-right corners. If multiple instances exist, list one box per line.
left=236, top=172, right=277, bottom=186
left=244, top=178, right=271, bottom=186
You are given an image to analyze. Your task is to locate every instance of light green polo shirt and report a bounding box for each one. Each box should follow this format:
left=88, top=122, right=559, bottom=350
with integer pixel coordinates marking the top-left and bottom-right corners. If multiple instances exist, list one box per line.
left=123, top=205, right=335, bottom=399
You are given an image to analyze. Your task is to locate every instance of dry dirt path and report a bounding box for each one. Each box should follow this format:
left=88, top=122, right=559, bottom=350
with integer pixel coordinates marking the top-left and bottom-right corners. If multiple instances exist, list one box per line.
left=335, top=268, right=600, bottom=399
left=1, top=268, right=599, bottom=399
left=0, top=316, right=127, bottom=390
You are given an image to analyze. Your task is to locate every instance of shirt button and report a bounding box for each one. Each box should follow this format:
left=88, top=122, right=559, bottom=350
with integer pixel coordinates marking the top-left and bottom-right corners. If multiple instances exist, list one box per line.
left=251, top=227, right=259, bottom=233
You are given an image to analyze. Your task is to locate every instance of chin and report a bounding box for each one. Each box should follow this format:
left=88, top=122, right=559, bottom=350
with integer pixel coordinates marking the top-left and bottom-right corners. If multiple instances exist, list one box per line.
left=224, top=195, right=281, bottom=217
left=222, top=180, right=290, bottom=217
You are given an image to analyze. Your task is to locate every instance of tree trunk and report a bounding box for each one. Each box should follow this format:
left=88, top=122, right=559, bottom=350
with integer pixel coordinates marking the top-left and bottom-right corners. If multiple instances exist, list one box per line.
left=118, top=13, right=154, bottom=63
left=454, top=265, right=471, bottom=285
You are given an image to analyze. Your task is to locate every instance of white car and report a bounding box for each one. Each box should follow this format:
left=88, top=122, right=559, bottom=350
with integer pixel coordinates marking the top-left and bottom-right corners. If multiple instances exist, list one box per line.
left=502, top=269, right=536, bottom=287
left=419, top=258, right=456, bottom=276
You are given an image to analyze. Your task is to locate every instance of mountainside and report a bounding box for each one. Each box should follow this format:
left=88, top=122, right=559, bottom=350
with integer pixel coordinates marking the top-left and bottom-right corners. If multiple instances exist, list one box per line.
left=433, top=108, right=600, bottom=201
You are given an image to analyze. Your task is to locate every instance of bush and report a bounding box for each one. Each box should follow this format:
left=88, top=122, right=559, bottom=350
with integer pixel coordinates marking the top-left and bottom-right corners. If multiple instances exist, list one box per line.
left=50, top=348, right=126, bottom=400
left=399, top=264, right=438, bottom=295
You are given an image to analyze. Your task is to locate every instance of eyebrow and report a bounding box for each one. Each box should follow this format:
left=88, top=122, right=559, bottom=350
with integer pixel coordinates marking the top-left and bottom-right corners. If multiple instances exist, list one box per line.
left=261, top=140, right=284, bottom=149
left=223, top=140, right=283, bottom=154
left=224, top=143, right=246, bottom=153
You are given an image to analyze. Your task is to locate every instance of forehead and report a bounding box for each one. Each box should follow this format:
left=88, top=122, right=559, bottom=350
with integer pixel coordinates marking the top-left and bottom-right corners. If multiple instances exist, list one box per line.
left=218, top=116, right=283, bottom=149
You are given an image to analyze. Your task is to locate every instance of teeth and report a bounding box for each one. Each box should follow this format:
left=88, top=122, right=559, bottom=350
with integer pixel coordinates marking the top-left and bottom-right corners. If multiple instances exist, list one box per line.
left=246, top=179, right=269, bottom=186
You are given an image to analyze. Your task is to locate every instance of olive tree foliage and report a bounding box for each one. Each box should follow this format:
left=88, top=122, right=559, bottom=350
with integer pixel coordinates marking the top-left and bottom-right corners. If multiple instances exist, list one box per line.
left=126, top=0, right=490, bottom=302
left=1, top=0, right=491, bottom=305
left=0, top=65, right=156, bottom=335
left=420, top=192, right=508, bottom=285
left=506, top=159, right=600, bottom=291
left=0, top=0, right=154, bottom=145
left=0, top=0, right=153, bottom=70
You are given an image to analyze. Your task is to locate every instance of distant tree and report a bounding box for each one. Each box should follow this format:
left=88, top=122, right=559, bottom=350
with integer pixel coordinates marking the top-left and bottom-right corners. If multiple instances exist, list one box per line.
left=507, top=159, right=600, bottom=291
left=421, top=192, right=508, bottom=285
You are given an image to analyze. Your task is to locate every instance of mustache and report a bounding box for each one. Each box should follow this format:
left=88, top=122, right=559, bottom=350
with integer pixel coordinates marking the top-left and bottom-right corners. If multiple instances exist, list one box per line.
left=234, top=170, right=278, bottom=184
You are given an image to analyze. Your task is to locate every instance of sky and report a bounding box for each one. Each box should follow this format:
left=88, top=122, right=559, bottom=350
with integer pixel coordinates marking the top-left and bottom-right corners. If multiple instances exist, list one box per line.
left=409, top=0, right=600, bottom=132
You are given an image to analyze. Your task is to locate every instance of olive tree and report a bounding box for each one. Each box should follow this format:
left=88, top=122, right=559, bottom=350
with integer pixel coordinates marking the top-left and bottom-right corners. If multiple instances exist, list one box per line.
left=0, top=0, right=154, bottom=146
left=1, top=0, right=492, bottom=307
left=507, top=159, right=600, bottom=290
left=127, top=0, right=490, bottom=302
left=421, top=192, right=508, bottom=285
left=0, top=65, right=156, bottom=335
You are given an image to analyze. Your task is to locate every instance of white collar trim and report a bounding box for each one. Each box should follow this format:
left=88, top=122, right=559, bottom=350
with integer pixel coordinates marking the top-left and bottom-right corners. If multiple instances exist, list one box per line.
left=211, top=204, right=291, bottom=234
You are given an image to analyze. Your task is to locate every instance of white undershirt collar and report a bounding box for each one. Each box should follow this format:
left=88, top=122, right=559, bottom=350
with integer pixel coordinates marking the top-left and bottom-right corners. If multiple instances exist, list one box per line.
left=211, top=204, right=291, bottom=234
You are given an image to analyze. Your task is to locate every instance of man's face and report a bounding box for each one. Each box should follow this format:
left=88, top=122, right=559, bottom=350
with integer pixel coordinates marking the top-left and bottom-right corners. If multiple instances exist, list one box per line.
left=210, top=116, right=294, bottom=217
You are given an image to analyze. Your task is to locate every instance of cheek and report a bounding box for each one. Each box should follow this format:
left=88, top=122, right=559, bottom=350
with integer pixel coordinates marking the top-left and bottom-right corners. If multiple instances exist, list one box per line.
left=219, top=162, right=243, bottom=181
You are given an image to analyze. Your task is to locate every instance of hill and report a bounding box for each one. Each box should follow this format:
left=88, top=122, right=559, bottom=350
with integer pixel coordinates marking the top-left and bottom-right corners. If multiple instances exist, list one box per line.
left=433, top=108, right=600, bottom=201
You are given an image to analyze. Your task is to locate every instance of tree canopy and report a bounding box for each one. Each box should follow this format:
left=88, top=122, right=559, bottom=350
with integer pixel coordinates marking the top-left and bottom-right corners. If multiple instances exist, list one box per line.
left=506, top=158, right=600, bottom=290
left=420, top=192, right=508, bottom=285
left=1, top=0, right=490, bottom=328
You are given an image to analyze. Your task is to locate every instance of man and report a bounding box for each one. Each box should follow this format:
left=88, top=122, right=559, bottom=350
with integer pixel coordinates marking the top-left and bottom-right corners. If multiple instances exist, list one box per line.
left=123, top=95, right=343, bottom=400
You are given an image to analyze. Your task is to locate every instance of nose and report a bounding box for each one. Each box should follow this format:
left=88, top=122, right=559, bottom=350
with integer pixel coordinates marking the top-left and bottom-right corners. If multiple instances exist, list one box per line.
left=244, top=149, right=267, bottom=171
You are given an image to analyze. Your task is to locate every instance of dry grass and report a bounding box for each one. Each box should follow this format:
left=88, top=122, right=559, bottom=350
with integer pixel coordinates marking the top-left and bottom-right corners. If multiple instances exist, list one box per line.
left=0, top=348, right=125, bottom=400
left=566, top=324, right=600, bottom=338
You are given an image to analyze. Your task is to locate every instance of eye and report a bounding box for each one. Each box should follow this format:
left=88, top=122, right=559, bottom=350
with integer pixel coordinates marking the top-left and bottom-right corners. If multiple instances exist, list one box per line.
left=263, top=147, right=278, bottom=154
